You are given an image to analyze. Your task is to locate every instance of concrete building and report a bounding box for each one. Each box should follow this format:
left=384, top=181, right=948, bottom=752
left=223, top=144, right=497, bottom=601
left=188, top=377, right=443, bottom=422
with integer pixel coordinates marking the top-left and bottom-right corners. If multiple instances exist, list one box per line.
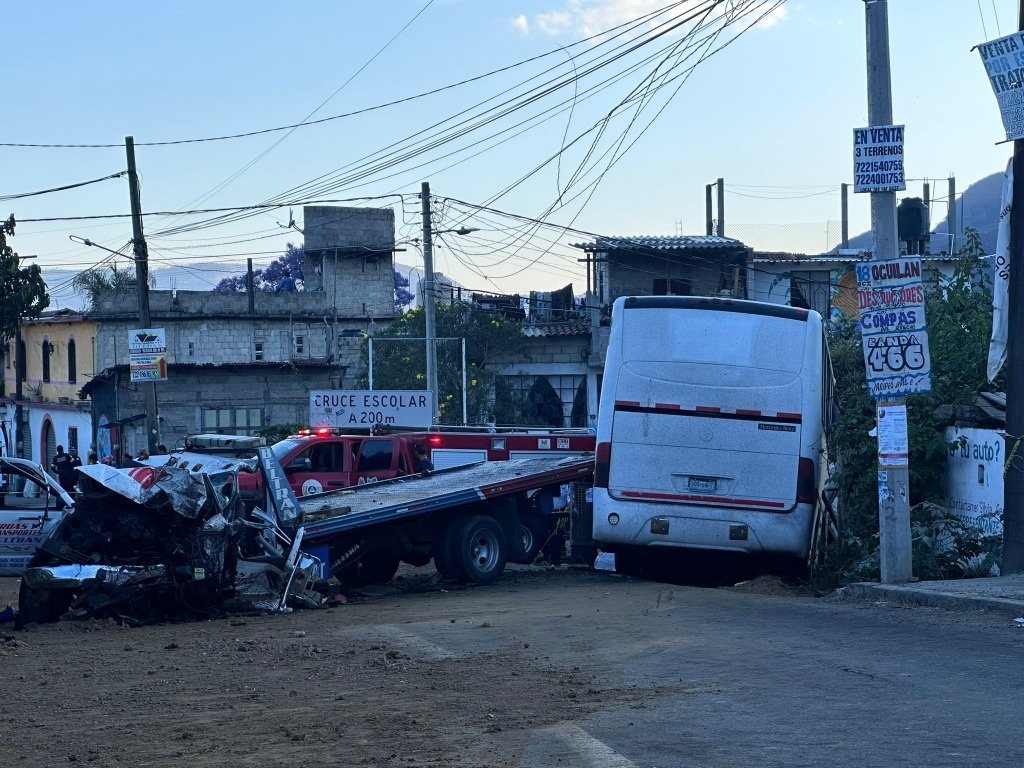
left=0, top=310, right=96, bottom=466
left=77, top=205, right=400, bottom=458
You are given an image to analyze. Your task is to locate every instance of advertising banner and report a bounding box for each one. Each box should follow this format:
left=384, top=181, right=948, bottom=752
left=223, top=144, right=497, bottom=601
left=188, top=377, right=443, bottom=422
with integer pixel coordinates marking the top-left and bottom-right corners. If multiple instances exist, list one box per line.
left=856, top=258, right=932, bottom=398
left=853, top=125, right=906, bottom=193
left=976, top=32, right=1024, bottom=141
left=310, top=390, right=432, bottom=429
left=129, top=328, right=168, bottom=383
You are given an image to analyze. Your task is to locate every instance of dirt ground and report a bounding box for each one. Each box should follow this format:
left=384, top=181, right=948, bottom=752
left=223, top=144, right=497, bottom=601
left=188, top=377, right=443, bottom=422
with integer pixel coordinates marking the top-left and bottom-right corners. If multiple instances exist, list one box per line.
left=0, top=565, right=671, bottom=768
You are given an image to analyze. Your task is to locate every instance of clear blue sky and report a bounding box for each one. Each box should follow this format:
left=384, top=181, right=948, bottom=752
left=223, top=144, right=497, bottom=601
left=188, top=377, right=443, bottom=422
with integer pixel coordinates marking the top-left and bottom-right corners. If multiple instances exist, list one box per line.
left=2, top=0, right=1015, bottom=305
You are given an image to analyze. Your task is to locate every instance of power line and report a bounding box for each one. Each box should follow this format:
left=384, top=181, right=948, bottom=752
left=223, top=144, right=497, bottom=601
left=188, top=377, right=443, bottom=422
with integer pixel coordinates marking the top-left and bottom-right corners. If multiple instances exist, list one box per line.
left=0, top=171, right=125, bottom=201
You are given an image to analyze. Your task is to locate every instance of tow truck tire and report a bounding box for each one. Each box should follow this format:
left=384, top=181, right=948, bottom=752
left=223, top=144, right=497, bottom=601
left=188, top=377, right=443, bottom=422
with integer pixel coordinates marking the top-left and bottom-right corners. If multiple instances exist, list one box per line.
left=334, top=552, right=400, bottom=586
left=448, top=515, right=507, bottom=586
left=17, top=582, right=73, bottom=625
left=516, top=516, right=549, bottom=564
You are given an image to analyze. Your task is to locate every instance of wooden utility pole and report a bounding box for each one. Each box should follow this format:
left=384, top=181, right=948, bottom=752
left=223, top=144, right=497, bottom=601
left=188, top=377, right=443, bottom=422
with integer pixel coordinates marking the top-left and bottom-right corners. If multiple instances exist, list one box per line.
left=125, top=136, right=159, bottom=455
left=865, top=0, right=912, bottom=583
left=1002, top=3, right=1024, bottom=574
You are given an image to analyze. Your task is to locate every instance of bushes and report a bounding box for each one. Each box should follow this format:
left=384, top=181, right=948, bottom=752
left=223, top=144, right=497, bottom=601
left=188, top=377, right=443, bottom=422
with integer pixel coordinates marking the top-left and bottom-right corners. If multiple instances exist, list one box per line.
left=825, top=230, right=1002, bottom=584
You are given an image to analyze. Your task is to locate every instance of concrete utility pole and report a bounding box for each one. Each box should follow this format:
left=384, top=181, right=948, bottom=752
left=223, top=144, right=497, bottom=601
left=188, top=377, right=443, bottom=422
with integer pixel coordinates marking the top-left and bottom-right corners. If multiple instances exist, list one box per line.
left=420, top=182, right=438, bottom=425
left=947, top=175, right=957, bottom=253
left=715, top=178, right=725, bottom=237
left=125, top=136, right=159, bottom=454
left=705, top=184, right=714, bottom=236
left=865, top=0, right=912, bottom=583
left=841, top=183, right=850, bottom=249
left=1002, top=3, right=1024, bottom=574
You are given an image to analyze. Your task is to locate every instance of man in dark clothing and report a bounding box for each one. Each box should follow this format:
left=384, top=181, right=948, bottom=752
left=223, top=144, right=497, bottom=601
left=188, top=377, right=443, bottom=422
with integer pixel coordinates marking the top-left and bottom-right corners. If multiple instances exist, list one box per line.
left=52, top=445, right=76, bottom=493
left=413, top=444, right=434, bottom=475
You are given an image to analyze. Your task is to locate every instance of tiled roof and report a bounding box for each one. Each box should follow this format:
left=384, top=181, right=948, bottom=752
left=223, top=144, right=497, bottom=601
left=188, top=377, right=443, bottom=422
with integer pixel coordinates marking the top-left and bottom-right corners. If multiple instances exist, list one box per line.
left=522, top=320, right=591, bottom=337
left=751, top=250, right=960, bottom=263
left=571, top=235, right=747, bottom=252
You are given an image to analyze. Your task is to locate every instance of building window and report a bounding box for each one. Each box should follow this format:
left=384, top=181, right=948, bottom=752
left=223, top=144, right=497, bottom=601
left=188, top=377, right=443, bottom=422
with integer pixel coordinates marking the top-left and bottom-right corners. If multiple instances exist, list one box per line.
left=67, top=339, right=77, bottom=384
left=294, top=335, right=305, bottom=356
left=254, top=342, right=264, bottom=361
left=494, top=374, right=587, bottom=428
left=41, top=339, right=51, bottom=382
left=188, top=341, right=195, bottom=358
left=653, top=278, right=690, bottom=296
left=201, top=407, right=264, bottom=436
left=789, top=270, right=832, bottom=319
left=68, top=426, right=79, bottom=453
left=16, top=339, right=26, bottom=381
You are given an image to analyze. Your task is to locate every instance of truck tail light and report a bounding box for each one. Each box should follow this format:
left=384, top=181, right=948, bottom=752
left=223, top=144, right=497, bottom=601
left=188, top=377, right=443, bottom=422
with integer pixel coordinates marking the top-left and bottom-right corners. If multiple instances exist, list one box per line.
left=429, top=435, right=442, bottom=447
left=594, top=442, right=611, bottom=488
left=316, top=427, right=331, bottom=436
left=797, top=457, right=817, bottom=505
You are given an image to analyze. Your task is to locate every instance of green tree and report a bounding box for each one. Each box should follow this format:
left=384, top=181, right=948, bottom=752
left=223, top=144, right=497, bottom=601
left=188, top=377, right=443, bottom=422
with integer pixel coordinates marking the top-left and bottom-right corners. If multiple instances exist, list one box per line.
left=0, top=215, right=49, bottom=342
left=827, top=228, right=1001, bottom=582
left=71, top=262, right=140, bottom=310
left=359, top=303, right=526, bottom=425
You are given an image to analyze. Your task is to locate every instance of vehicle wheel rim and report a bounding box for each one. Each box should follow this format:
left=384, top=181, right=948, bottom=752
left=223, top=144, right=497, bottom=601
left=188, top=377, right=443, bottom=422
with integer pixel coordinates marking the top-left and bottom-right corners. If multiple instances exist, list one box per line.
left=520, top=525, right=534, bottom=554
left=470, top=528, right=499, bottom=572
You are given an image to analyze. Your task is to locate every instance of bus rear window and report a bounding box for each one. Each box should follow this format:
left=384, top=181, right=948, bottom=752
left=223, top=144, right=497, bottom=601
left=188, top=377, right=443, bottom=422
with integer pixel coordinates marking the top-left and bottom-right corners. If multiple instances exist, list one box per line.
left=620, top=309, right=805, bottom=372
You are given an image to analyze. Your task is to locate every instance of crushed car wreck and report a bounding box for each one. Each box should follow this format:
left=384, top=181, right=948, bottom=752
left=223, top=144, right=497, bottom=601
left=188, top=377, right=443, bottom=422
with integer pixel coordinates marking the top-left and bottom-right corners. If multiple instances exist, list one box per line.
left=17, top=452, right=327, bottom=627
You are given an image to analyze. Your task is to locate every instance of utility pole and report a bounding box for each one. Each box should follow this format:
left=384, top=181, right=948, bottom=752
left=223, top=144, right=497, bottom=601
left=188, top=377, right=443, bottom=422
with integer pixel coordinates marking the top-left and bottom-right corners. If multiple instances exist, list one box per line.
left=948, top=175, right=958, bottom=253
left=420, top=182, right=438, bottom=425
left=705, top=184, right=714, bottom=236
left=125, top=136, right=159, bottom=455
left=865, top=0, right=912, bottom=583
left=841, top=183, right=850, bottom=249
left=1002, top=2, right=1024, bottom=574
left=715, top=178, right=725, bottom=237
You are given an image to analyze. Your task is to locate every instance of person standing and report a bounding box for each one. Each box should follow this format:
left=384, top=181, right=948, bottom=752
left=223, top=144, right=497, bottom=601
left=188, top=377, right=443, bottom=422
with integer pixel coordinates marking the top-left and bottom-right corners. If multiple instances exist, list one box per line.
left=413, top=444, right=434, bottom=475
left=52, top=445, right=76, bottom=493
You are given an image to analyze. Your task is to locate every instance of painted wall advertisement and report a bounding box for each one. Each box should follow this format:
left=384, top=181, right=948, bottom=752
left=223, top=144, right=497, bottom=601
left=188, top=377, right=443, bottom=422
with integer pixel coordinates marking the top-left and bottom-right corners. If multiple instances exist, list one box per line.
left=944, top=426, right=1004, bottom=536
left=310, top=390, right=432, bottom=429
left=976, top=31, right=1024, bottom=142
left=129, top=328, right=168, bottom=383
left=856, top=258, right=932, bottom=398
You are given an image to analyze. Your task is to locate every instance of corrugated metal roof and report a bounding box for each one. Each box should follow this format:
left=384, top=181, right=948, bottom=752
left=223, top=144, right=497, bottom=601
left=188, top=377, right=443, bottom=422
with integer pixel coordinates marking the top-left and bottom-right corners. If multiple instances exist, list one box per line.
left=571, top=235, right=747, bottom=252
left=751, top=250, right=960, bottom=263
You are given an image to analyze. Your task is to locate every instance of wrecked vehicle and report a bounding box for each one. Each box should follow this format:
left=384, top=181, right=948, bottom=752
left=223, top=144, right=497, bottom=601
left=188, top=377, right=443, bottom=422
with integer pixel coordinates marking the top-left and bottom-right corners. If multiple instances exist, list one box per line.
left=0, top=457, right=75, bottom=577
left=17, top=452, right=325, bottom=626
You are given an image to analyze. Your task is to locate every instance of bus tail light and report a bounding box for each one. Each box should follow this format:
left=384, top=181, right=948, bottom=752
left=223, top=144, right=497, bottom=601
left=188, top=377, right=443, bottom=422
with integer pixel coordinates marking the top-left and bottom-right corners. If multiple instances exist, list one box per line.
left=796, top=457, right=816, bottom=505
left=595, top=442, right=612, bottom=488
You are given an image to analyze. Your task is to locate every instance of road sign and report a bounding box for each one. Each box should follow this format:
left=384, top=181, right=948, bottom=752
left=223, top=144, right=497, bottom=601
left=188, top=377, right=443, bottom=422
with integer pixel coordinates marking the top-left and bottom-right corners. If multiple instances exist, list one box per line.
left=310, top=390, right=432, bottom=429
left=853, top=125, right=906, bottom=193
left=128, top=328, right=167, bottom=383
left=976, top=31, right=1024, bottom=142
left=856, top=259, right=931, bottom=398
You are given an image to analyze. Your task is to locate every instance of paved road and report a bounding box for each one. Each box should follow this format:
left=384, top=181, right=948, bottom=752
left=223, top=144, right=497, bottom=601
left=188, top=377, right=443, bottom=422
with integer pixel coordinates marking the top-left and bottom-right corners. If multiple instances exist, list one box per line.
left=354, top=568, right=1024, bottom=767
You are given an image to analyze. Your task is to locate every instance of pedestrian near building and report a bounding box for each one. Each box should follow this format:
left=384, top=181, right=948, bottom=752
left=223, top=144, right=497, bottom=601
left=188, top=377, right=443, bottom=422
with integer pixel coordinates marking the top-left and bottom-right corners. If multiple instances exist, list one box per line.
left=52, top=445, right=76, bottom=493
left=413, top=444, right=434, bottom=475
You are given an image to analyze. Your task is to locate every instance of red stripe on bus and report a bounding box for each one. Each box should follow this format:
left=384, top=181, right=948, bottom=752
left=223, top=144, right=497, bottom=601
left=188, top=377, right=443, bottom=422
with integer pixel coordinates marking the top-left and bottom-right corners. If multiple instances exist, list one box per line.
left=776, top=412, right=802, bottom=421
left=616, top=400, right=641, bottom=407
left=654, top=403, right=681, bottom=410
left=621, top=490, right=788, bottom=509
left=736, top=409, right=762, bottom=416
left=695, top=406, right=721, bottom=413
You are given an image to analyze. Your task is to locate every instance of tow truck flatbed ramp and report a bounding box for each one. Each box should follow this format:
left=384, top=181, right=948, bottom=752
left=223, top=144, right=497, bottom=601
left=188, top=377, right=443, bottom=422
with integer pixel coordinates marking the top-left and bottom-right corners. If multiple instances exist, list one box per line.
left=299, top=455, right=593, bottom=541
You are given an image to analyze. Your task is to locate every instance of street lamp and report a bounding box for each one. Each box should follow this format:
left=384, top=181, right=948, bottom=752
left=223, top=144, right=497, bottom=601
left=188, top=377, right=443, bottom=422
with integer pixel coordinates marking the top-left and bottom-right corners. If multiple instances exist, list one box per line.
left=419, top=182, right=479, bottom=425
left=68, top=235, right=134, bottom=258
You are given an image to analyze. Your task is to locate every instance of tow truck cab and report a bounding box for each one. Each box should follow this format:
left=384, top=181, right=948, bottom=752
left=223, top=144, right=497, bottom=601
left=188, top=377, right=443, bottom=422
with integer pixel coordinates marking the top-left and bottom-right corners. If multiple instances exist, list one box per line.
left=235, top=431, right=414, bottom=502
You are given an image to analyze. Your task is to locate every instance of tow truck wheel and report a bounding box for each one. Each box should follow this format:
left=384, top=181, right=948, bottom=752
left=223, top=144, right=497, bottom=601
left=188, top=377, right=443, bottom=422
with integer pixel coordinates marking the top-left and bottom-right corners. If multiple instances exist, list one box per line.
left=516, top=516, right=549, bottom=564
left=17, top=581, right=73, bottom=625
left=333, top=552, right=400, bottom=586
left=448, top=515, right=507, bottom=586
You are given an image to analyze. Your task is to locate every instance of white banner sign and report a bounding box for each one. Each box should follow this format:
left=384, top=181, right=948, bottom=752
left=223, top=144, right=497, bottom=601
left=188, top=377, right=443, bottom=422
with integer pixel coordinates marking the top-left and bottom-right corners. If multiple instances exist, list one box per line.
left=856, top=259, right=932, bottom=398
left=988, top=158, right=1012, bottom=382
left=877, top=404, right=909, bottom=468
left=128, top=328, right=167, bottom=382
left=310, top=390, right=432, bottom=429
left=977, top=32, right=1024, bottom=141
left=853, top=125, right=906, bottom=193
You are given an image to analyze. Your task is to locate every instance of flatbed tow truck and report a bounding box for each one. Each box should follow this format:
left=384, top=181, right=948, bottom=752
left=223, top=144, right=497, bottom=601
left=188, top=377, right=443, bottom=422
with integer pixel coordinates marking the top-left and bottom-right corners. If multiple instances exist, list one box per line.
left=288, top=451, right=594, bottom=586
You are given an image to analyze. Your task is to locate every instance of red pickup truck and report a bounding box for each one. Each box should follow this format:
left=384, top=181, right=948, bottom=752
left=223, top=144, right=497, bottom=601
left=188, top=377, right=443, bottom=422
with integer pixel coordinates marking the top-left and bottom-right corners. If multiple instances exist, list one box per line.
left=236, top=432, right=421, bottom=501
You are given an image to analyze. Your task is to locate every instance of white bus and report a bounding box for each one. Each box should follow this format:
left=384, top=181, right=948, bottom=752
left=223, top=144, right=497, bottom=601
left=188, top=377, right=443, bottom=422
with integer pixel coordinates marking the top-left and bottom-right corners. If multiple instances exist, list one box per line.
left=593, top=296, right=835, bottom=569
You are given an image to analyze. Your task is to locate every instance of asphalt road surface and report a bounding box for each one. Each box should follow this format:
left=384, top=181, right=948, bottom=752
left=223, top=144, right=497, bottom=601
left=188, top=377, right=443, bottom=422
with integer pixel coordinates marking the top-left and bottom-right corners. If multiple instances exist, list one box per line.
left=2, top=566, right=1021, bottom=767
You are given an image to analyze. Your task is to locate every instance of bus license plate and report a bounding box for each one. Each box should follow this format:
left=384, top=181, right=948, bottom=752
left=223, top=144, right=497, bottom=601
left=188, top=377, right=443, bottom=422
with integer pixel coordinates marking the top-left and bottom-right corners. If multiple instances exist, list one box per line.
left=688, top=477, right=717, bottom=493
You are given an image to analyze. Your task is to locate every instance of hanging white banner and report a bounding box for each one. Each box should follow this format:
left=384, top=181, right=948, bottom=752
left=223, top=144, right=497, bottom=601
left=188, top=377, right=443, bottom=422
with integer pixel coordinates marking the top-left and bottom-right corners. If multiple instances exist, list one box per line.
left=987, top=158, right=1012, bottom=382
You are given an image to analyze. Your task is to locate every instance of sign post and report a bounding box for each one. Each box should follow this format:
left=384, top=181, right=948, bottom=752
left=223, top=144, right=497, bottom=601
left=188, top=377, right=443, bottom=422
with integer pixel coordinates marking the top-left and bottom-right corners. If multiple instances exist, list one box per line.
left=128, top=328, right=168, bottom=383
left=310, top=390, right=432, bottom=430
